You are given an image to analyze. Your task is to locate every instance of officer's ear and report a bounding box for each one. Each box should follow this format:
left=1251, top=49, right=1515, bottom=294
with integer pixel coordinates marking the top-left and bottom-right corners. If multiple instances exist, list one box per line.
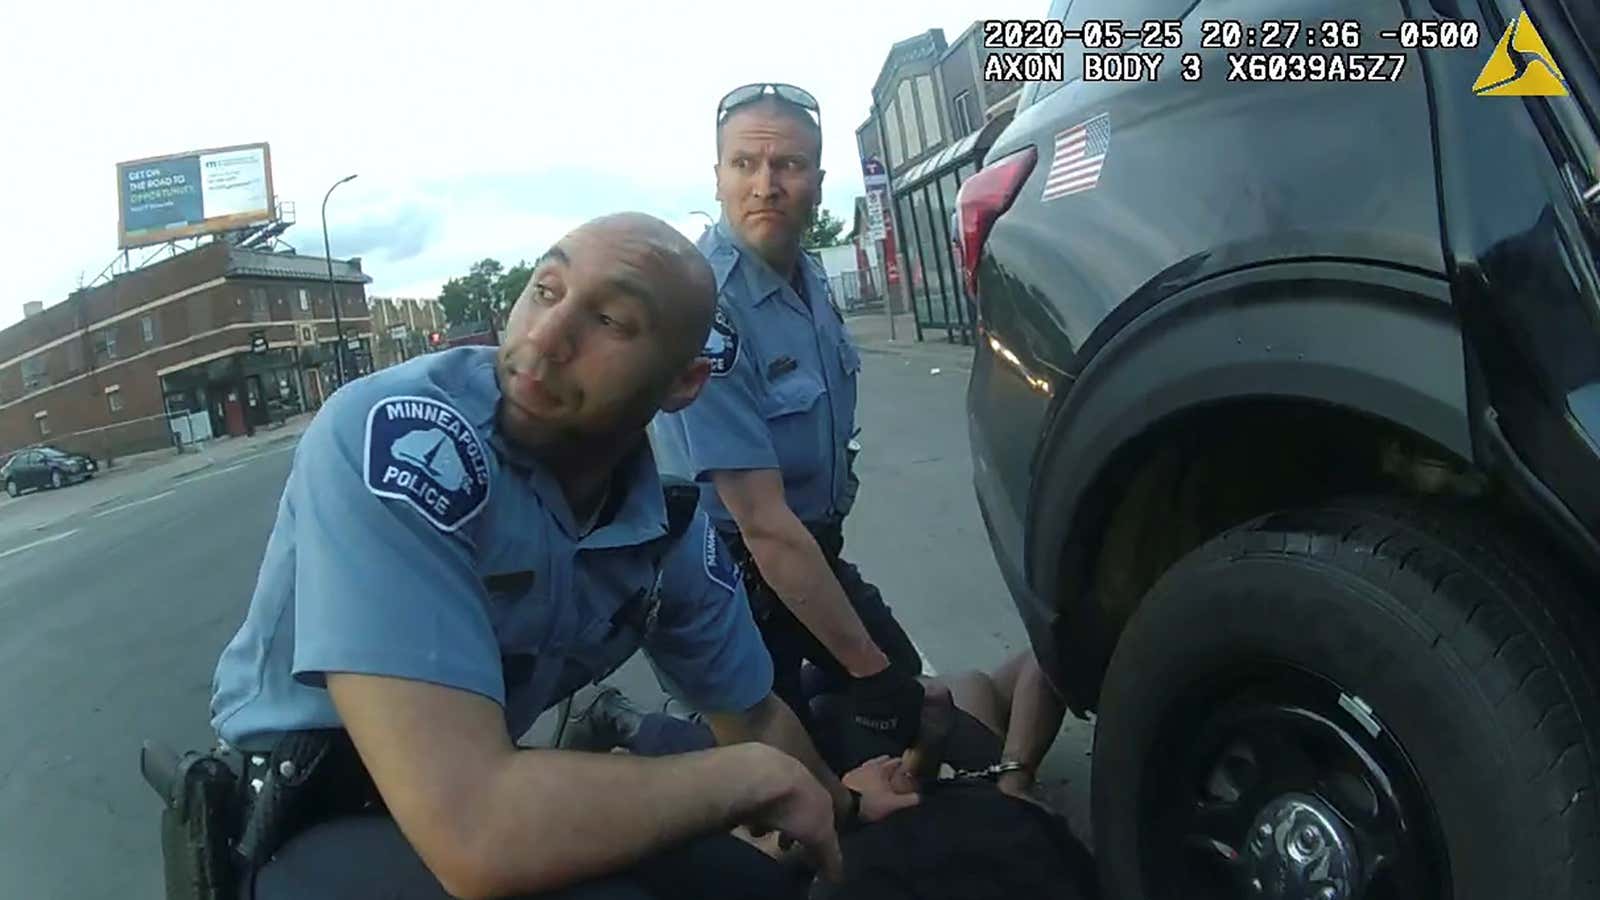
left=660, top=357, right=713, bottom=413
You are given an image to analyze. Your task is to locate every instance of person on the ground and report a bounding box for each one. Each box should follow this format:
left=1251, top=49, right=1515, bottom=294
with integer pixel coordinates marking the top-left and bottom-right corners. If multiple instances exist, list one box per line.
left=768, top=651, right=1088, bottom=900
left=571, top=649, right=1066, bottom=805
left=568, top=651, right=1090, bottom=900
left=649, top=82, right=926, bottom=750
left=207, top=212, right=917, bottom=900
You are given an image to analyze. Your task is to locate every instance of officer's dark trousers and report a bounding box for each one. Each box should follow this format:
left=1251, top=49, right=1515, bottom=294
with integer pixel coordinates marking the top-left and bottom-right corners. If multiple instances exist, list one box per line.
left=761, top=554, right=923, bottom=728
left=629, top=553, right=923, bottom=758
left=244, top=812, right=803, bottom=899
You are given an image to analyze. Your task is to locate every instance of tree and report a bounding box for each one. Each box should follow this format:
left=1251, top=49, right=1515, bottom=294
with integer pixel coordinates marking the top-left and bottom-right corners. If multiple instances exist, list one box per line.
left=439, top=258, right=510, bottom=329
left=437, top=275, right=481, bottom=329
left=494, top=261, right=533, bottom=322
left=435, top=257, right=535, bottom=330
left=802, top=208, right=846, bottom=249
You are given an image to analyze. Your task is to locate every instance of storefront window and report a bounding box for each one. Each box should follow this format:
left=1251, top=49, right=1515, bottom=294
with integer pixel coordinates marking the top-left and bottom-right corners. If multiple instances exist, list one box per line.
left=916, top=75, right=942, bottom=147
left=884, top=99, right=906, bottom=168
left=898, top=80, right=923, bottom=159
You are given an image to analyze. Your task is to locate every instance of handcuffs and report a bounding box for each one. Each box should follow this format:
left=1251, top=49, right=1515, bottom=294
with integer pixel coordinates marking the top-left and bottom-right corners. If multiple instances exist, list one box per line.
left=941, top=759, right=1032, bottom=783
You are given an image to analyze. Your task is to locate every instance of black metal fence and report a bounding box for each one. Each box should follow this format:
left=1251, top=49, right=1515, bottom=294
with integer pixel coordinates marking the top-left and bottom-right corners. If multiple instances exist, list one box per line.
left=887, top=117, right=1009, bottom=346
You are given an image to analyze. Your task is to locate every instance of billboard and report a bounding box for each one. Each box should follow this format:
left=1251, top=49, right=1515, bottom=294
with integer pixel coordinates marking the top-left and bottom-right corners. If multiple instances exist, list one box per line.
left=116, top=142, right=275, bottom=249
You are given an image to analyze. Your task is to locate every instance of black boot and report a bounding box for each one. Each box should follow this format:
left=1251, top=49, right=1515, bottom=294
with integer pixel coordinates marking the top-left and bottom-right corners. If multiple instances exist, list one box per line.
left=558, top=685, right=645, bottom=751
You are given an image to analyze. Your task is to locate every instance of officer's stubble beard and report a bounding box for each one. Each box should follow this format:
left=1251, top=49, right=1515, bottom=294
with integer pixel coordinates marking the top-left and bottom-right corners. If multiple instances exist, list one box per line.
left=496, top=346, right=683, bottom=473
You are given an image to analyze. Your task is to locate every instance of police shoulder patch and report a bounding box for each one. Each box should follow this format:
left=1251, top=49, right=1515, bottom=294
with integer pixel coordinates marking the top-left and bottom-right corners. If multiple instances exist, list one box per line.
left=703, top=526, right=738, bottom=593
left=703, top=308, right=740, bottom=377
left=363, top=395, right=492, bottom=532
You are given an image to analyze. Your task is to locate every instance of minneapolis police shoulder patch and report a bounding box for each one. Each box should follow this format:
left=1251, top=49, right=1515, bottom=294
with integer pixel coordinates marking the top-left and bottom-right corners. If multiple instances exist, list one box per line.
left=364, top=395, right=492, bottom=532
left=704, top=308, right=740, bottom=377
left=704, top=526, right=738, bottom=593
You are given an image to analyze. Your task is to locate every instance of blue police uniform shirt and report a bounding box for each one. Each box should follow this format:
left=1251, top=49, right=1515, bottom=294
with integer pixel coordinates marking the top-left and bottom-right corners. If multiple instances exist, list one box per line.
left=652, top=219, right=862, bottom=528
left=210, top=346, right=772, bottom=749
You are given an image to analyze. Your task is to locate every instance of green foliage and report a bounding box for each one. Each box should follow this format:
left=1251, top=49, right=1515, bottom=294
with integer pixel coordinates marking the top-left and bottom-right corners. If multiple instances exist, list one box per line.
left=438, top=257, right=532, bottom=329
left=802, top=208, right=847, bottom=249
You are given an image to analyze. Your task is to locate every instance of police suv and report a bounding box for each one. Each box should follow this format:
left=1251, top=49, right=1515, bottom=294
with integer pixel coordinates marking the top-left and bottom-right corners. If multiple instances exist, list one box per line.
left=958, top=1, right=1600, bottom=898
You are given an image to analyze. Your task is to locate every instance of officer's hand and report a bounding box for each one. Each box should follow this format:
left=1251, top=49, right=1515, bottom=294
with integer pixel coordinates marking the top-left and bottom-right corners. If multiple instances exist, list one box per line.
left=847, top=668, right=925, bottom=748
left=843, top=755, right=922, bottom=822
left=744, top=756, right=845, bottom=882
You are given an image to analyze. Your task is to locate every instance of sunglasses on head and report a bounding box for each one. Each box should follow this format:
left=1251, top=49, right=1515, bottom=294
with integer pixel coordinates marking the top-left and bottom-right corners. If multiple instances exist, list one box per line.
left=716, top=83, right=821, bottom=125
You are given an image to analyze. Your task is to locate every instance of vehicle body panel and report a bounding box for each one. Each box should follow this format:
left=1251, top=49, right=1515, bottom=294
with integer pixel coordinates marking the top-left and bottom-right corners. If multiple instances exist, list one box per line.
left=967, top=0, right=1600, bottom=706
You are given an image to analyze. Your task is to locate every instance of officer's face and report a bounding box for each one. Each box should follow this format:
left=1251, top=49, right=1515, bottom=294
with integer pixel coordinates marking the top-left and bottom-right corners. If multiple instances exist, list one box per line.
left=496, top=217, right=713, bottom=452
left=715, top=102, right=825, bottom=263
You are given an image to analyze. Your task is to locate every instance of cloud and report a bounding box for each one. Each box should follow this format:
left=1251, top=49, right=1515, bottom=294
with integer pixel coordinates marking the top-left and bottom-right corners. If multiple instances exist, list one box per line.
left=0, top=0, right=1047, bottom=327
left=328, top=205, right=438, bottom=263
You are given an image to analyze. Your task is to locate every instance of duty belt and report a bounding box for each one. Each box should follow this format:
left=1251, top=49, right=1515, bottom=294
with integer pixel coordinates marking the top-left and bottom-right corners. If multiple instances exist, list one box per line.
left=234, top=729, right=385, bottom=868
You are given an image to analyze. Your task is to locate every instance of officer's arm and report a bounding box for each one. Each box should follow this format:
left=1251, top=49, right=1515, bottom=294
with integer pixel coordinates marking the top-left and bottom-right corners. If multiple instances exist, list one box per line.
left=704, top=692, right=882, bottom=825
left=713, top=468, right=891, bottom=677
left=291, top=389, right=838, bottom=895
left=328, top=673, right=838, bottom=898
left=644, top=515, right=916, bottom=831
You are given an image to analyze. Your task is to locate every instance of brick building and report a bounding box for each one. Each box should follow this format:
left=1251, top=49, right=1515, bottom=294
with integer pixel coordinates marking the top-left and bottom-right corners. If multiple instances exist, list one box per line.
left=369, top=296, right=447, bottom=369
left=0, top=242, right=373, bottom=461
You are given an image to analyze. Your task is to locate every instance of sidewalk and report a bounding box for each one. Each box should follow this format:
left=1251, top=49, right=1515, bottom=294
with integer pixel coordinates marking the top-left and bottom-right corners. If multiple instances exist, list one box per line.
left=846, top=310, right=978, bottom=374
left=0, top=414, right=313, bottom=543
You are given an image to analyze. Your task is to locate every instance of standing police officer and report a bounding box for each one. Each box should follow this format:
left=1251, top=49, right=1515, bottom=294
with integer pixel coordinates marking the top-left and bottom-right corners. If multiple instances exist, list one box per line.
left=652, top=85, right=925, bottom=748
left=207, top=213, right=913, bottom=899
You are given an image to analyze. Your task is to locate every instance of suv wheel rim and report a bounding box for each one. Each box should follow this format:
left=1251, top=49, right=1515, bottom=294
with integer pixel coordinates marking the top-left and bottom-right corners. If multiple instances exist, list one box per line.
left=51, top=471, right=62, bottom=488
left=1140, top=664, right=1448, bottom=900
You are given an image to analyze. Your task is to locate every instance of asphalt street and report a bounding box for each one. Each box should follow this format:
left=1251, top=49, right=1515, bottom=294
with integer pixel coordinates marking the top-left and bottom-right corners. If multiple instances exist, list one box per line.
left=0, top=323, right=1093, bottom=899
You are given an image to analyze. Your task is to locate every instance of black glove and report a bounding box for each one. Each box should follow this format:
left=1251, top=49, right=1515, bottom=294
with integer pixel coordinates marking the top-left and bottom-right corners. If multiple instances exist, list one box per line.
left=846, top=668, right=925, bottom=749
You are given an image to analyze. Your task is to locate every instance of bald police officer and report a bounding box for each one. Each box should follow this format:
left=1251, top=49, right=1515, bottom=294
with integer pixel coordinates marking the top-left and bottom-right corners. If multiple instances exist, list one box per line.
left=652, top=85, right=926, bottom=748
left=208, top=213, right=914, bottom=900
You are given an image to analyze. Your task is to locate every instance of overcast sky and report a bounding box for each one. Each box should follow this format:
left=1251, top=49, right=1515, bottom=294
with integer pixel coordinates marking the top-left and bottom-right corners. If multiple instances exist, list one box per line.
left=0, top=0, right=1043, bottom=328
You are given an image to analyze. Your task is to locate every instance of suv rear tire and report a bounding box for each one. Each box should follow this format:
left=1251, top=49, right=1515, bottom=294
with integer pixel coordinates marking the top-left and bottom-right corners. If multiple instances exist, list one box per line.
left=1092, top=498, right=1600, bottom=900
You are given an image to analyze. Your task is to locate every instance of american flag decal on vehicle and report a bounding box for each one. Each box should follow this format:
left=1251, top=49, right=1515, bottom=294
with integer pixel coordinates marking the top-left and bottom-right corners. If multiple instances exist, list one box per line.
left=1041, top=113, right=1110, bottom=202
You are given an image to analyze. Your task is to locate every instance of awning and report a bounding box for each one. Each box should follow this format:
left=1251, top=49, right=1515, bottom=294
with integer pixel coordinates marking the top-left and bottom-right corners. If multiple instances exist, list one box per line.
left=891, top=116, right=1010, bottom=195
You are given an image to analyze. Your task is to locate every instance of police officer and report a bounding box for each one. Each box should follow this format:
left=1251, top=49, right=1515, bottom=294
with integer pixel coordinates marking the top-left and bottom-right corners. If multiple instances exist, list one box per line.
left=652, top=84, right=925, bottom=748
left=208, top=213, right=915, bottom=899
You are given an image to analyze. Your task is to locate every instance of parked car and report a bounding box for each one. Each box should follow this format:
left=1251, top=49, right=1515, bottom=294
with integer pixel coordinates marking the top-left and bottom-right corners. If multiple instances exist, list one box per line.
left=2, top=446, right=96, bottom=497
left=957, top=1, right=1600, bottom=898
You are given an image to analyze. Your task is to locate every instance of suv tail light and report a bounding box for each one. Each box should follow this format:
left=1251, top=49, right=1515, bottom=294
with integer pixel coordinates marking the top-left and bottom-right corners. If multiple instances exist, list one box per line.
left=956, top=146, right=1038, bottom=299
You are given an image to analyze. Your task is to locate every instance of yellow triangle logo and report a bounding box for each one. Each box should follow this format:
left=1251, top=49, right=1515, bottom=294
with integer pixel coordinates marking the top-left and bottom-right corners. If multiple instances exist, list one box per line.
left=1473, top=11, right=1569, bottom=96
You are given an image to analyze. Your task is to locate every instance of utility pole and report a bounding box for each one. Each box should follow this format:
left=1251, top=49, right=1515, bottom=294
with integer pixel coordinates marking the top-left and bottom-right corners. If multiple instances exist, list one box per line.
left=321, top=173, right=358, bottom=385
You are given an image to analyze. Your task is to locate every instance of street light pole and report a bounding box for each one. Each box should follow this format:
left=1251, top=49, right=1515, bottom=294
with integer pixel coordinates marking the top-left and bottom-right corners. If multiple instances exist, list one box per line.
left=689, top=209, right=715, bottom=237
left=321, top=173, right=358, bottom=385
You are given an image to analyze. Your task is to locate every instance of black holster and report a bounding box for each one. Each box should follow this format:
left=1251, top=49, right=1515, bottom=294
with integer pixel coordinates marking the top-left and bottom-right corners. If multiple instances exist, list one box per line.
left=234, top=729, right=383, bottom=869
left=140, top=740, right=242, bottom=900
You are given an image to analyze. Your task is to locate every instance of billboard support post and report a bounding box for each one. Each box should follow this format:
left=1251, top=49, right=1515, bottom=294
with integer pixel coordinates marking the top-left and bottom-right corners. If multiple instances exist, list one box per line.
left=321, top=173, right=359, bottom=387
